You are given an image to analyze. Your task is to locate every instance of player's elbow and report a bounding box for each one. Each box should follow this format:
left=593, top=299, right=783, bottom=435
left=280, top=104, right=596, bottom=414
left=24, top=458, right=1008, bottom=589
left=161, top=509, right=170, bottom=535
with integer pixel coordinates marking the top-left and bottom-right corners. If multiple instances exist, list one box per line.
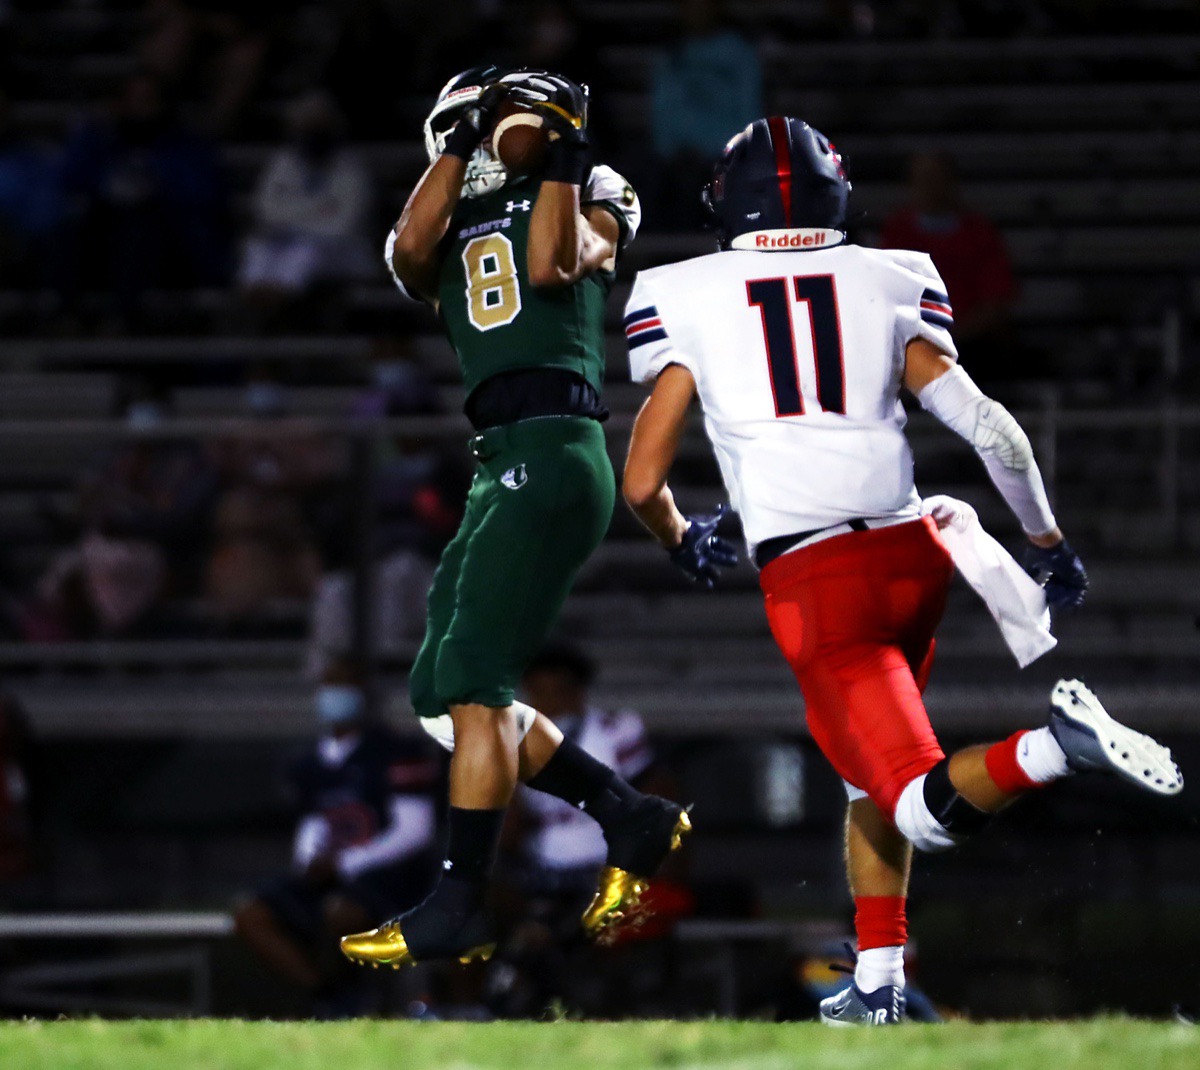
left=527, top=252, right=575, bottom=289
left=972, top=398, right=1036, bottom=472
left=391, top=225, right=436, bottom=283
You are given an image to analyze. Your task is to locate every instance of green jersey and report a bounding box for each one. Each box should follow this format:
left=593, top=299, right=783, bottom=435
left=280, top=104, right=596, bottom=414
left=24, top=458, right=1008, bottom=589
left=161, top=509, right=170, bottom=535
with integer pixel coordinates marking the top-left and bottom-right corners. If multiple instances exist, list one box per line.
left=433, top=165, right=640, bottom=398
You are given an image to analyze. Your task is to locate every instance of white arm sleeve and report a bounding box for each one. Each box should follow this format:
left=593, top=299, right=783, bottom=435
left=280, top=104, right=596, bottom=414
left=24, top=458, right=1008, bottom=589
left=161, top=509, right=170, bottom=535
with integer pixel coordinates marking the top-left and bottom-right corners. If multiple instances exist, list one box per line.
left=335, top=795, right=436, bottom=881
left=383, top=227, right=422, bottom=302
left=918, top=365, right=1057, bottom=537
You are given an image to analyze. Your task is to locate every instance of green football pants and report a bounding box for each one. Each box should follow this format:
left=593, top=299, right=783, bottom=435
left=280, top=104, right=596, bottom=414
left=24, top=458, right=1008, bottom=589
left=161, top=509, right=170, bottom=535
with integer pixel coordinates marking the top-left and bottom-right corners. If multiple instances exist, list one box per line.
left=409, top=416, right=614, bottom=717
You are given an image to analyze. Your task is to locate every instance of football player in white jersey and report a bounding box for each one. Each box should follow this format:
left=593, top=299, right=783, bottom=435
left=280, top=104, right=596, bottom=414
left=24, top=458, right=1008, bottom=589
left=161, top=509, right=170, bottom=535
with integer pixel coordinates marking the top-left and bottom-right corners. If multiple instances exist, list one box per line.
left=621, top=116, right=1183, bottom=1025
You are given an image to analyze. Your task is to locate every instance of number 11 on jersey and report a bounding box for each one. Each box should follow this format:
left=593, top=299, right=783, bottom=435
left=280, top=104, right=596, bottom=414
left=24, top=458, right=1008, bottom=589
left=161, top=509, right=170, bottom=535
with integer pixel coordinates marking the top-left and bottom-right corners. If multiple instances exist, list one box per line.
left=747, top=274, right=846, bottom=417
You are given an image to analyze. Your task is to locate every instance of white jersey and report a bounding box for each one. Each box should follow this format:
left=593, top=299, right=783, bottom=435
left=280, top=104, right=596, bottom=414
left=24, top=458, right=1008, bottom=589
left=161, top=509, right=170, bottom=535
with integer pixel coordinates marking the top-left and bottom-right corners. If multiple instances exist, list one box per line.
left=625, top=237, right=958, bottom=558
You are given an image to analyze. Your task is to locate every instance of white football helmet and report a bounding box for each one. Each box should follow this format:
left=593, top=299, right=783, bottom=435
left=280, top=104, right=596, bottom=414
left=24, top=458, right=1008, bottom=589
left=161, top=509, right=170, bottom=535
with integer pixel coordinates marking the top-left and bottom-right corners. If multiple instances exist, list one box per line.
left=423, top=65, right=510, bottom=199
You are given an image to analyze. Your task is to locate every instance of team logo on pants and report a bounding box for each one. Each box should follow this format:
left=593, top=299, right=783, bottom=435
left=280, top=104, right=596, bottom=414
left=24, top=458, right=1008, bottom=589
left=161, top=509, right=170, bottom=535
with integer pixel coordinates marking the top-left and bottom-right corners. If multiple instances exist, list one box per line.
left=501, top=464, right=528, bottom=490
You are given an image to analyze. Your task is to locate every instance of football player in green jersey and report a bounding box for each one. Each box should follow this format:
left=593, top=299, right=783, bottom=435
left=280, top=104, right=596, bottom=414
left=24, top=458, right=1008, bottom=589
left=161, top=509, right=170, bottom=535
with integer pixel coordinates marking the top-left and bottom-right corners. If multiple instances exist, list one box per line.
left=340, top=67, right=690, bottom=970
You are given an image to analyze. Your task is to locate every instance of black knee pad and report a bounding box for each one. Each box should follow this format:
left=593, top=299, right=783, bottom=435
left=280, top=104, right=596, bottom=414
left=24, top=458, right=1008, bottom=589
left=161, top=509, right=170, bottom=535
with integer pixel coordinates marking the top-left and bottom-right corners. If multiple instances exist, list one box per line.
left=922, top=758, right=992, bottom=839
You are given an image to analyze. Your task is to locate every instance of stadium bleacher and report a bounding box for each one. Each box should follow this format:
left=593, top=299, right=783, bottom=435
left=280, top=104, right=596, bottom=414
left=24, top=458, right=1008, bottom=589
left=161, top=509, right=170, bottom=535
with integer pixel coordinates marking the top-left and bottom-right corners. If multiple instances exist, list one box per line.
left=0, top=0, right=1198, bottom=1019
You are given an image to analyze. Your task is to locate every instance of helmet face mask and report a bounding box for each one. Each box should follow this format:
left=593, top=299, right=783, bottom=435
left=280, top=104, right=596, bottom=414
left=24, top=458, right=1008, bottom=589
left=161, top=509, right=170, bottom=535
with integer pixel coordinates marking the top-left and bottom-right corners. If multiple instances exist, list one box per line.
left=704, top=117, right=852, bottom=250
left=423, top=66, right=511, bottom=198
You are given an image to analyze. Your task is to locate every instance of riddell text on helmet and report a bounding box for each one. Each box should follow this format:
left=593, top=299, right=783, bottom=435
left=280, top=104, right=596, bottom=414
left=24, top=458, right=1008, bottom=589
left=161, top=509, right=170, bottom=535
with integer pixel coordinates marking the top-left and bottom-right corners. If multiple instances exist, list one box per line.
left=755, top=230, right=832, bottom=248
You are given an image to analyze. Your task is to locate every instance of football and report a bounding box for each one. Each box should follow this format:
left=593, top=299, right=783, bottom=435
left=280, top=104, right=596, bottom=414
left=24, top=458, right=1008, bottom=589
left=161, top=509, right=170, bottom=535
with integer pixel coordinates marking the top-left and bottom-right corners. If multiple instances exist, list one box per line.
left=491, top=102, right=547, bottom=175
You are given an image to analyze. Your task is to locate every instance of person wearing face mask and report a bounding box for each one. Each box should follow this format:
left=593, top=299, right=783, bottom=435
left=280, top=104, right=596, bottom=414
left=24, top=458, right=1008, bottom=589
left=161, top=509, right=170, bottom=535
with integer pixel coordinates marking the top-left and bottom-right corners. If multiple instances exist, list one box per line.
left=237, top=91, right=376, bottom=323
left=233, top=661, right=440, bottom=1016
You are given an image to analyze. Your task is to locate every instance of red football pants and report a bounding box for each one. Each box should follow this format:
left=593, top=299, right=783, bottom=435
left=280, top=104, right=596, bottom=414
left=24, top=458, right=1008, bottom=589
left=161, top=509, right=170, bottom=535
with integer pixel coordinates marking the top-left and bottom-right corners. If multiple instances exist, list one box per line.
left=761, top=516, right=955, bottom=818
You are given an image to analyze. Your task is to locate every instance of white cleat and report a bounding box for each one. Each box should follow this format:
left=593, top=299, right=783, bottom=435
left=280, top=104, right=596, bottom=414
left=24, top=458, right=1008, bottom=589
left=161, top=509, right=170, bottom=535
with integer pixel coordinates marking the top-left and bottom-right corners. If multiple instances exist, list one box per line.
left=1048, top=679, right=1183, bottom=796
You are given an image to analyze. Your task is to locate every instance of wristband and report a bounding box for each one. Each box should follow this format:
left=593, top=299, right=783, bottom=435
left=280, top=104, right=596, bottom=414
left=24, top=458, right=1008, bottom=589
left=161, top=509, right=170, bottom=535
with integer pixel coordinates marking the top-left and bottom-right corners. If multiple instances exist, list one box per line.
left=443, top=120, right=483, bottom=161
left=542, top=136, right=590, bottom=185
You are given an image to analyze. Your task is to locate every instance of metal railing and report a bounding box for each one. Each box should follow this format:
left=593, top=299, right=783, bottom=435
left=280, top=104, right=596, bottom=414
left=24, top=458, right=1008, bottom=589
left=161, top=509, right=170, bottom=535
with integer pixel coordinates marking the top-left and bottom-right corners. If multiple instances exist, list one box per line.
left=0, top=399, right=1196, bottom=708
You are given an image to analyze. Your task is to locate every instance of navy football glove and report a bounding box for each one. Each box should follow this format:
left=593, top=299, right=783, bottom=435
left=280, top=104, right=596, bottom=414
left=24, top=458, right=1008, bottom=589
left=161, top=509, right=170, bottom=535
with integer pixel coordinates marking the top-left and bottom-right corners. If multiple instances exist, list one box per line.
left=1024, top=538, right=1088, bottom=611
left=669, top=505, right=739, bottom=589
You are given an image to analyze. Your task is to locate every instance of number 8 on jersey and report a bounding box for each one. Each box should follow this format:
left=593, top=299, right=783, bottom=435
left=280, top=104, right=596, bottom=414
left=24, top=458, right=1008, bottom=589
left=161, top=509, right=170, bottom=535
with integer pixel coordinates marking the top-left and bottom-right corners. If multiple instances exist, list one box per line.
left=463, top=234, right=521, bottom=331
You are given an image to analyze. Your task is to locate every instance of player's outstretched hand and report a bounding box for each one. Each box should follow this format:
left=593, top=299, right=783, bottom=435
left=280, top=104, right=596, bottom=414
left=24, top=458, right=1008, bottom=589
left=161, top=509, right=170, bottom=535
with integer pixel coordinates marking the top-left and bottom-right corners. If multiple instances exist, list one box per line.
left=670, top=505, right=739, bottom=589
left=501, top=70, right=589, bottom=142
left=1024, top=537, right=1088, bottom=611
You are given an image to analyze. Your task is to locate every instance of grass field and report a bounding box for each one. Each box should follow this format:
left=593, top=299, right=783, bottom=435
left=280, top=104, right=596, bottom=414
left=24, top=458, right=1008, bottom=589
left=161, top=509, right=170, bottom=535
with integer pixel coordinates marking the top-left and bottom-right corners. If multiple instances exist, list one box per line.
left=0, top=1018, right=1196, bottom=1070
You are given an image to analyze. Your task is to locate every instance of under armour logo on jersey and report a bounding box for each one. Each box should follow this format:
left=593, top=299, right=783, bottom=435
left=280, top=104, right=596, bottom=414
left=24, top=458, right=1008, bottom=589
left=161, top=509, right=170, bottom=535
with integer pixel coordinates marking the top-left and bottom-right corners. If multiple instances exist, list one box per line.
left=506, top=199, right=531, bottom=213
left=501, top=464, right=528, bottom=490
left=442, top=859, right=453, bottom=871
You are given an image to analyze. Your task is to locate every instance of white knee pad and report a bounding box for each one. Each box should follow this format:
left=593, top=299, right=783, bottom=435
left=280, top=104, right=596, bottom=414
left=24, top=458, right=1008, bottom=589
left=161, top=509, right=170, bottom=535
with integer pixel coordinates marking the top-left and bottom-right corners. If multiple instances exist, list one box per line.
left=419, top=700, right=538, bottom=753
left=892, top=775, right=961, bottom=853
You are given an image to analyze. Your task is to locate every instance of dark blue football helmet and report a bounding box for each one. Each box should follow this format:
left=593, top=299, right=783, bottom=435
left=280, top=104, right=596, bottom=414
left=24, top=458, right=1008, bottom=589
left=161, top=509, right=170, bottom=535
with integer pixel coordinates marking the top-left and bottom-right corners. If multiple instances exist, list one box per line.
left=703, top=117, right=852, bottom=249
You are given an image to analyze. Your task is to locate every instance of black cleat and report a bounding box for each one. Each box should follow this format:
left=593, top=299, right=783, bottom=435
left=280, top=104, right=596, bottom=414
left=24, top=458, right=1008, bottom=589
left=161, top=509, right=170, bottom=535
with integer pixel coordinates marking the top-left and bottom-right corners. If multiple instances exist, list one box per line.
left=581, top=796, right=692, bottom=940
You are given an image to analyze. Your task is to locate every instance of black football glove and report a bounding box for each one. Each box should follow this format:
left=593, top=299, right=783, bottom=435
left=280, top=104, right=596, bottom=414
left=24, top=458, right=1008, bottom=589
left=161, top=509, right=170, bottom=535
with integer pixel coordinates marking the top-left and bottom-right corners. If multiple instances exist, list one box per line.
left=443, top=81, right=510, bottom=161
left=1024, top=538, right=1088, bottom=612
left=501, top=70, right=589, bottom=140
left=669, top=504, right=739, bottom=589
left=500, top=70, right=590, bottom=184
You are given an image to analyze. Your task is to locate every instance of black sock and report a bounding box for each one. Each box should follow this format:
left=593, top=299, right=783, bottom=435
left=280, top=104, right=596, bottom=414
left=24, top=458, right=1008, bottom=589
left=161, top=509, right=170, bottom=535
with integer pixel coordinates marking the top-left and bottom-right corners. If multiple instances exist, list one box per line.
left=443, top=806, right=505, bottom=886
left=525, top=739, right=643, bottom=832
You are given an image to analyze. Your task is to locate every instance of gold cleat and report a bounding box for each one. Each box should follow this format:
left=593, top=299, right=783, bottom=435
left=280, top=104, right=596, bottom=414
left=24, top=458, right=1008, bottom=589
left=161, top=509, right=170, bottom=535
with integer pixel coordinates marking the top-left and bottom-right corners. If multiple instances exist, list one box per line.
left=581, top=809, right=693, bottom=942
left=340, top=921, right=417, bottom=969
left=458, top=943, right=497, bottom=965
left=668, top=808, right=693, bottom=852
left=581, top=866, right=649, bottom=943
left=340, top=921, right=497, bottom=970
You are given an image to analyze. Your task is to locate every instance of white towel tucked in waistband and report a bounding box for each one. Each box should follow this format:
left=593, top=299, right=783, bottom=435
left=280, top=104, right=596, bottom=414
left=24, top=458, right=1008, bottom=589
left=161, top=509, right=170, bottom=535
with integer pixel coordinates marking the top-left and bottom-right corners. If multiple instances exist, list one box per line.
left=920, top=494, right=1056, bottom=668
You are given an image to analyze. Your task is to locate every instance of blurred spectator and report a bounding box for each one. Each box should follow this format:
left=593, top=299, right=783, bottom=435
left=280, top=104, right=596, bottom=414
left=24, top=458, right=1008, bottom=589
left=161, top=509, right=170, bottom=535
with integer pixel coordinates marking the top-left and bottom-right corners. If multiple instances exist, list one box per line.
left=350, top=336, right=442, bottom=420
left=0, top=692, right=35, bottom=889
left=61, top=71, right=230, bottom=332
left=488, top=645, right=688, bottom=1017
left=25, top=393, right=219, bottom=640
left=234, top=661, right=439, bottom=1017
left=880, top=152, right=1021, bottom=377
left=0, top=91, right=66, bottom=288
left=308, top=341, right=466, bottom=674
left=139, top=0, right=283, bottom=136
left=205, top=372, right=338, bottom=623
left=237, top=91, right=375, bottom=329
left=646, top=0, right=762, bottom=229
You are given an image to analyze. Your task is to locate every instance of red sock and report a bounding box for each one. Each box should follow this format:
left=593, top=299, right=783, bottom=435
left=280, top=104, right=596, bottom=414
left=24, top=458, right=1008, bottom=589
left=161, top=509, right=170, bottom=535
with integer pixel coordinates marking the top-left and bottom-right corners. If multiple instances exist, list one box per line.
left=854, top=895, right=908, bottom=951
left=984, top=730, right=1039, bottom=795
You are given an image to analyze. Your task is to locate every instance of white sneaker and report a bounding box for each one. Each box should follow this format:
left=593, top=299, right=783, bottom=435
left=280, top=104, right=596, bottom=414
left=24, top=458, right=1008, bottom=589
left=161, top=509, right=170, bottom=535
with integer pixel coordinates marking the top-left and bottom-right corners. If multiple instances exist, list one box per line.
left=1048, top=679, right=1183, bottom=796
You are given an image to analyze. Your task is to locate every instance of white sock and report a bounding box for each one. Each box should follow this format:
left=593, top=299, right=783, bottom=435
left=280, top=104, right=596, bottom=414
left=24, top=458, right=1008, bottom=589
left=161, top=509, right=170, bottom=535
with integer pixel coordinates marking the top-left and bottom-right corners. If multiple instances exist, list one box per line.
left=1016, top=726, right=1071, bottom=784
left=854, top=945, right=905, bottom=993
